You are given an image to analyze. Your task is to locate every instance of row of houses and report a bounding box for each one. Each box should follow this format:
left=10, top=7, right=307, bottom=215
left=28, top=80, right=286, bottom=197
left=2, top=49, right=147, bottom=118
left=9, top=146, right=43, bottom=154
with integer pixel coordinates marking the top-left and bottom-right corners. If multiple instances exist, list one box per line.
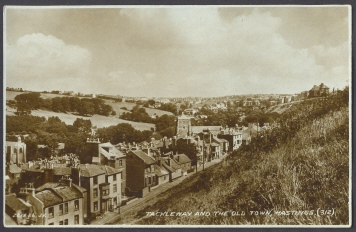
left=5, top=136, right=195, bottom=225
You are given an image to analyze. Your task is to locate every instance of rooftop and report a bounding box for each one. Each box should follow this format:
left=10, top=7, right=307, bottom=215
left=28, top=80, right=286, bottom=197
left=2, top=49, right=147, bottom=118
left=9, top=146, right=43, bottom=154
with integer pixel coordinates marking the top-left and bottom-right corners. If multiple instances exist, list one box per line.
left=130, top=150, right=156, bottom=165
left=6, top=193, right=30, bottom=211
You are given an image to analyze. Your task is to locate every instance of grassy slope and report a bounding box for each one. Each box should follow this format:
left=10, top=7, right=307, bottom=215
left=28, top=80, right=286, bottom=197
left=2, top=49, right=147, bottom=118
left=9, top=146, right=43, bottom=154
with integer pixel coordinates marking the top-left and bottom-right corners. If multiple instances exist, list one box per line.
left=131, top=95, right=349, bottom=225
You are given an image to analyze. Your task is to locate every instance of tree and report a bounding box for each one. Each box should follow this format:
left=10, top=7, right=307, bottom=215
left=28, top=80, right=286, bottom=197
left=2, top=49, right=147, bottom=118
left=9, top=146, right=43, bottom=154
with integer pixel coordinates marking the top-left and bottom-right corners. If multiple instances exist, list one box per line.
left=155, top=114, right=176, bottom=132
left=14, top=92, right=42, bottom=109
left=16, top=102, right=32, bottom=115
left=73, top=118, right=92, bottom=133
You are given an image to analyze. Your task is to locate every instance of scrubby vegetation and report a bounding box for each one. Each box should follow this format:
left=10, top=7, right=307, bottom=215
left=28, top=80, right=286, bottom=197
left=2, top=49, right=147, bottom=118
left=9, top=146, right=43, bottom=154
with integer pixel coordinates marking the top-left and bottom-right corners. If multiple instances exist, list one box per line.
left=130, top=87, right=349, bottom=225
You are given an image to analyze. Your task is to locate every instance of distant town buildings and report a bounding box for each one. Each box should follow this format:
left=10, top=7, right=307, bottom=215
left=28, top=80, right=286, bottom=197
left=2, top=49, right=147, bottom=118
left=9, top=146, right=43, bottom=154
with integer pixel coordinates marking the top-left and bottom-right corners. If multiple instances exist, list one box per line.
left=309, top=83, right=330, bottom=97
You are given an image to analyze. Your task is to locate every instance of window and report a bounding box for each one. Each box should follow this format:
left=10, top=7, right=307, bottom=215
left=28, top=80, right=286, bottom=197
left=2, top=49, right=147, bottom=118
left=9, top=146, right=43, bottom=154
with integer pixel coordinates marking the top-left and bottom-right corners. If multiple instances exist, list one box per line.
left=48, top=222, right=54, bottom=225
left=64, top=219, right=68, bottom=225
left=19, top=148, right=23, bottom=153
left=94, top=202, right=98, bottom=211
left=74, top=215, right=79, bottom=225
left=119, top=160, right=122, bottom=167
left=59, top=204, right=63, bottom=215
left=164, top=176, right=166, bottom=181
left=93, top=176, right=98, bottom=185
left=113, top=184, right=117, bottom=193
left=74, top=200, right=79, bottom=210
left=93, top=188, right=98, bottom=198
left=113, top=174, right=116, bottom=181
left=48, top=207, right=54, bottom=218
left=7, top=146, right=11, bottom=154
left=102, top=189, right=109, bottom=196
left=59, top=221, right=63, bottom=225
left=64, top=202, right=68, bottom=214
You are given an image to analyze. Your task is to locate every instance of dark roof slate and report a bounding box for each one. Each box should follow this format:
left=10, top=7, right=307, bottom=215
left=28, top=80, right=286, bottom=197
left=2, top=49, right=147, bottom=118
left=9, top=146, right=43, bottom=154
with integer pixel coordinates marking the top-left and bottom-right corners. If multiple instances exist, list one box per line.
left=130, top=151, right=156, bottom=165
left=6, top=194, right=29, bottom=211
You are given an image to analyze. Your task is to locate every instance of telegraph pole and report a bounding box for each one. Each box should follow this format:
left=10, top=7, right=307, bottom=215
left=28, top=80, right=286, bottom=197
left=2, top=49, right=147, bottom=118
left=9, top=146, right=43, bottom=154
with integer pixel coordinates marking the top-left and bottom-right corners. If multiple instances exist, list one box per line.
left=203, top=137, right=205, bottom=170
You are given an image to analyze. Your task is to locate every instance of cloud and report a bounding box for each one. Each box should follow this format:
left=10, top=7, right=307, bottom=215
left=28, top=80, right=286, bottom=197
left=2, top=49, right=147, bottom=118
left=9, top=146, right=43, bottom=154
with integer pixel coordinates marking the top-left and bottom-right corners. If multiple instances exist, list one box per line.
left=6, top=33, right=92, bottom=92
left=107, top=71, right=159, bottom=97
left=5, top=8, right=349, bottom=97
left=100, top=8, right=349, bottom=97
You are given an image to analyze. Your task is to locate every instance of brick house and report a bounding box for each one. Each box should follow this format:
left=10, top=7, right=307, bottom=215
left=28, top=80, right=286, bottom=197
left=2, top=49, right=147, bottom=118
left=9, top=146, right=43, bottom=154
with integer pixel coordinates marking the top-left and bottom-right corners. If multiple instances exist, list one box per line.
left=126, top=150, right=157, bottom=197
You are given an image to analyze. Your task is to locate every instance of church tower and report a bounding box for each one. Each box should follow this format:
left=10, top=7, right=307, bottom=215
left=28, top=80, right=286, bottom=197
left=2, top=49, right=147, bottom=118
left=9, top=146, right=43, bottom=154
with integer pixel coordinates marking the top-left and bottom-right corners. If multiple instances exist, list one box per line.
left=176, top=115, right=191, bottom=137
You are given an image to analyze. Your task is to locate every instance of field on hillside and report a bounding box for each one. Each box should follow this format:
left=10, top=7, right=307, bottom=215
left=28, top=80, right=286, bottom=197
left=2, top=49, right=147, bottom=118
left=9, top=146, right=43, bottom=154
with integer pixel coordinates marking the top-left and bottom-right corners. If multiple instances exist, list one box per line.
left=6, top=106, right=154, bottom=131
left=118, top=91, right=350, bottom=225
left=103, top=100, right=173, bottom=117
left=6, top=91, right=173, bottom=117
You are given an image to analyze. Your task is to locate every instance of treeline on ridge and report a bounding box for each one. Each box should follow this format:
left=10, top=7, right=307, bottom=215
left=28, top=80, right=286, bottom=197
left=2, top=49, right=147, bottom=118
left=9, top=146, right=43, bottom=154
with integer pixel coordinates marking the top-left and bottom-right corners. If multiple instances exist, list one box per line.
left=9, top=92, right=115, bottom=116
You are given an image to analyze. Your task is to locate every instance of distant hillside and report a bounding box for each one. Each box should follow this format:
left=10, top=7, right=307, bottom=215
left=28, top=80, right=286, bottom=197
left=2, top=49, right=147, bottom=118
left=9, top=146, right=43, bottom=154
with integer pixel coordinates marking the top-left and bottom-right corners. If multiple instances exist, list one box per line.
left=6, top=106, right=154, bottom=131
left=127, top=89, right=349, bottom=225
left=6, top=90, right=173, bottom=117
left=104, top=100, right=174, bottom=117
left=5, top=91, right=172, bottom=131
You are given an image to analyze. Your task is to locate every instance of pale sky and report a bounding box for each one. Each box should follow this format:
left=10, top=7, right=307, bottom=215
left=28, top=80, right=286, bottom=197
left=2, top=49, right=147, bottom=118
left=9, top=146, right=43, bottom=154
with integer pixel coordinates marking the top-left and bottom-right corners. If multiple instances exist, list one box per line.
left=4, top=6, right=350, bottom=97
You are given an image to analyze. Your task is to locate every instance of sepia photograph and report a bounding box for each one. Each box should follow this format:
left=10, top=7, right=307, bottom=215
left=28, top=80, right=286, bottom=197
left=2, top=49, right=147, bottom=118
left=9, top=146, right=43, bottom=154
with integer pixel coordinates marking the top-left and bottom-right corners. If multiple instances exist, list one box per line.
left=3, top=5, right=351, bottom=227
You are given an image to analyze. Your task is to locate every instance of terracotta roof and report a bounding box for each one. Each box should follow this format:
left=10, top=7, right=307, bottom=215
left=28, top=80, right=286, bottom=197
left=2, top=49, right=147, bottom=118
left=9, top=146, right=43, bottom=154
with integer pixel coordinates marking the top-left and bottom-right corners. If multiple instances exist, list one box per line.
left=51, top=186, right=83, bottom=202
left=36, top=183, right=84, bottom=207
left=6, top=194, right=30, bottom=211
left=173, top=154, right=191, bottom=164
left=78, top=164, right=106, bottom=177
left=130, top=151, right=156, bottom=165
left=35, top=190, right=62, bottom=207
